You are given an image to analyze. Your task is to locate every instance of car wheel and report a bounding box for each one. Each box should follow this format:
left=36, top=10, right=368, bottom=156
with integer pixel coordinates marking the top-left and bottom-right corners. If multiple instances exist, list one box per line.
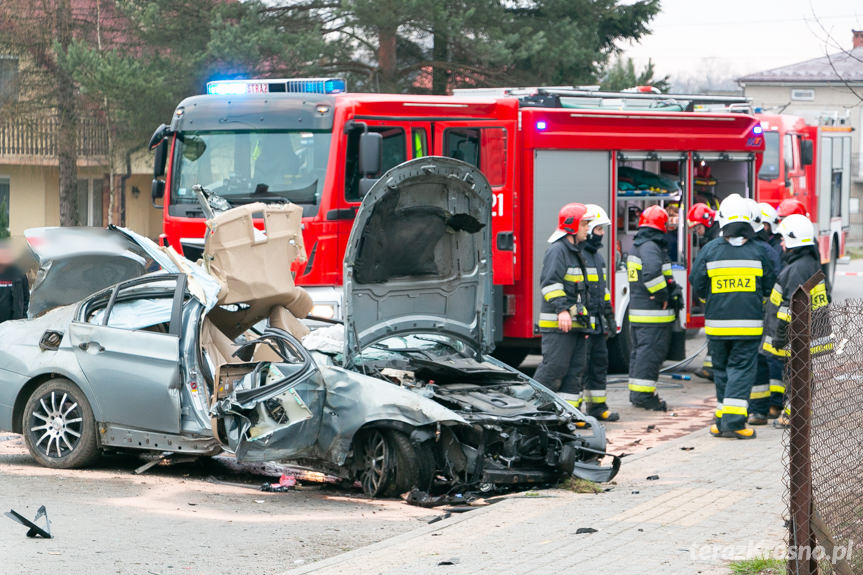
left=356, top=429, right=433, bottom=498
left=22, top=379, right=99, bottom=469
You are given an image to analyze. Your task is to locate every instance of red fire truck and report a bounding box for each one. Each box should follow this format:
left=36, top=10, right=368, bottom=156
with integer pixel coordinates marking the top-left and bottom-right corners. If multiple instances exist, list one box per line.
left=755, top=113, right=852, bottom=289
left=149, top=80, right=764, bottom=370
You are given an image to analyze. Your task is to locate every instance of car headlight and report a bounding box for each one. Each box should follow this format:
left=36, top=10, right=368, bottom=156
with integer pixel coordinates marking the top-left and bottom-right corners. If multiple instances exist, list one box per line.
left=311, top=303, right=337, bottom=320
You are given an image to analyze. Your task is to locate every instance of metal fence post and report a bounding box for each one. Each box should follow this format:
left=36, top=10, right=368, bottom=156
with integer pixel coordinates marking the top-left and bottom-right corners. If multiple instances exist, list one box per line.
left=787, top=274, right=820, bottom=575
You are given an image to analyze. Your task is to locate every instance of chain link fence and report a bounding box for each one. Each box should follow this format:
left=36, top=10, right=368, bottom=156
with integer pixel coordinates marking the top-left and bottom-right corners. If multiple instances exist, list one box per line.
left=785, top=272, right=862, bottom=575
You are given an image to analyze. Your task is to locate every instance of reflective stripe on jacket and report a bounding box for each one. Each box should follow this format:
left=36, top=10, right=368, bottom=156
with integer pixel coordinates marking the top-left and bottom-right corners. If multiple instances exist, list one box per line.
left=628, top=227, right=675, bottom=325
left=689, top=236, right=776, bottom=339
left=760, top=246, right=832, bottom=357
left=538, top=238, right=591, bottom=333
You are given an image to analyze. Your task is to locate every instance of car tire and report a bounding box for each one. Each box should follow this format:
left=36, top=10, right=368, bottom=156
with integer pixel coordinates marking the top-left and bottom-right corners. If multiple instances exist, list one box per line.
left=22, top=379, right=99, bottom=469
left=355, top=429, right=433, bottom=498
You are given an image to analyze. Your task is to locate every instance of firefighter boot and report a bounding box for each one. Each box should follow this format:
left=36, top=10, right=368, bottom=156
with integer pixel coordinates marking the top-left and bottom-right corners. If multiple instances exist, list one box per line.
left=586, top=403, right=620, bottom=422
left=748, top=413, right=768, bottom=426
left=629, top=391, right=667, bottom=412
left=694, top=367, right=714, bottom=381
left=710, top=424, right=757, bottom=440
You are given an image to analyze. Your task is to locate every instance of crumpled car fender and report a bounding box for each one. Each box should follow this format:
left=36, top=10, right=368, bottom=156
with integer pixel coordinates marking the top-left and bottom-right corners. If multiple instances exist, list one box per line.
left=316, top=365, right=467, bottom=465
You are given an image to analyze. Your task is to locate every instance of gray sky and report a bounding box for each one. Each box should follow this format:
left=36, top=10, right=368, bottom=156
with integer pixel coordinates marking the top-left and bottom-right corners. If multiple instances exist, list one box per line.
left=622, top=0, right=862, bottom=84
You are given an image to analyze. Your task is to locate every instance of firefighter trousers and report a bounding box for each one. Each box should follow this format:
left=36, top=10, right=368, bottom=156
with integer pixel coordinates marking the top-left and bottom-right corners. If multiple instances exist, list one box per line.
left=561, top=333, right=609, bottom=405
left=628, top=324, right=671, bottom=403
left=534, top=331, right=588, bottom=393
left=767, top=356, right=785, bottom=409
left=748, top=353, right=772, bottom=416
left=710, top=338, right=759, bottom=431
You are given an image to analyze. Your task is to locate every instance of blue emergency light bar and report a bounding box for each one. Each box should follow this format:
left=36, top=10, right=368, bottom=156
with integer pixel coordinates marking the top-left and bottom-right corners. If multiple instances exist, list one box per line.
left=206, top=78, right=347, bottom=96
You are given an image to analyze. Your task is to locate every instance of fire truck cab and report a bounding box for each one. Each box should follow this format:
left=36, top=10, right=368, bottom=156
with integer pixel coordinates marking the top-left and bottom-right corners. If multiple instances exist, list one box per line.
left=755, top=113, right=852, bottom=289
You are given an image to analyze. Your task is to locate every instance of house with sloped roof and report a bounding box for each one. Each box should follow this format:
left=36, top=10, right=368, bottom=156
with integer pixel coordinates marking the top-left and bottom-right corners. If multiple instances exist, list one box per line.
left=739, top=30, right=863, bottom=244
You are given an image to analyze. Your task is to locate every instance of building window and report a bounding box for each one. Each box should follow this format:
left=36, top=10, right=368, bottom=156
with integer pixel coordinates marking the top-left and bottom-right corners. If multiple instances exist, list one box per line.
left=791, top=89, right=815, bottom=101
left=76, top=178, right=104, bottom=226
left=0, top=177, right=9, bottom=238
left=0, top=56, right=18, bottom=106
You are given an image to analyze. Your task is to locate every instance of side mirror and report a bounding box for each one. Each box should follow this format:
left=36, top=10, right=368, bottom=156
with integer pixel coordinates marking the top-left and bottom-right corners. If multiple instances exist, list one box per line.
left=801, top=139, right=814, bottom=167
left=153, top=139, right=169, bottom=178
left=359, top=132, right=382, bottom=176
left=151, top=179, right=165, bottom=209
left=148, top=123, right=170, bottom=150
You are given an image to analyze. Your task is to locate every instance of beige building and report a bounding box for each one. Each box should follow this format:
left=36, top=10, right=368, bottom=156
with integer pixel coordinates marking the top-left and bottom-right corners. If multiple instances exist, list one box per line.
left=0, top=56, right=161, bottom=242
left=738, top=31, right=863, bottom=244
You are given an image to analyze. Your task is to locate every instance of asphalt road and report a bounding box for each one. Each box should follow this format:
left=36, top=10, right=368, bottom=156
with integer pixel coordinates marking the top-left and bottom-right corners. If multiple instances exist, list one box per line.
left=831, top=257, right=863, bottom=303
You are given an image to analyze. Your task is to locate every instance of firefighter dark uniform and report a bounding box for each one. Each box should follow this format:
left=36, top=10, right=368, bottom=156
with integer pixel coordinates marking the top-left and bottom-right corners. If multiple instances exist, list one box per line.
left=627, top=207, right=675, bottom=411
left=748, top=229, right=783, bottom=421
left=534, top=206, right=593, bottom=393
left=561, top=206, right=619, bottom=421
left=690, top=221, right=776, bottom=437
left=760, top=239, right=832, bottom=426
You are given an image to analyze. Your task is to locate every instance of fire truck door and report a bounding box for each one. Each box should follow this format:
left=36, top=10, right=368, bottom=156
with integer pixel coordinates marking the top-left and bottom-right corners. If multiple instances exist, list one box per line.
left=687, top=152, right=757, bottom=328
left=434, top=121, right=516, bottom=284
left=533, top=150, right=612, bottom=329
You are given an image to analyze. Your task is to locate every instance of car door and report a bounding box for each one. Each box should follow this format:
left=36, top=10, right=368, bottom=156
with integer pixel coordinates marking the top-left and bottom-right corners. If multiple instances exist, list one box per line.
left=68, top=275, right=186, bottom=433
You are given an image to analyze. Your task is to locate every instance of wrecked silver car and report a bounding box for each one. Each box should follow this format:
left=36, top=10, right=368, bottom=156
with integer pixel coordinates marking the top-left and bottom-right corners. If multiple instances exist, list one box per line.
left=0, top=157, right=618, bottom=496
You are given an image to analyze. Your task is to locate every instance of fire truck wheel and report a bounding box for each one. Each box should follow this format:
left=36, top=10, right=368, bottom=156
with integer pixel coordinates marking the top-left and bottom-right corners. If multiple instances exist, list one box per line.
left=607, top=312, right=631, bottom=374
left=492, top=347, right=530, bottom=369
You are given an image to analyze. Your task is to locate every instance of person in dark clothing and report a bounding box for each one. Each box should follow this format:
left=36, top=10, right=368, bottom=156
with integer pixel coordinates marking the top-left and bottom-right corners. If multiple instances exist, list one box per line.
left=0, top=243, right=29, bottom=323
left=561, top=204, right=619, bottom=421
left=534, top=203, right=595, bottom=398
left=686, top=202, right=719, bottom=381
left=627, top=205, right=676, bottom=412
left=760, top=214, right=832, bottom=427
left=747, top=200, right=783, bottom=424
left=689, top=195, right=776, bottom=439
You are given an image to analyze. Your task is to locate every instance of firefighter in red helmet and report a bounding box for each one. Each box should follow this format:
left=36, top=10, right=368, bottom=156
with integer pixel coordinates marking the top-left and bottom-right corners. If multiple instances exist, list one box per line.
left=627, top=205, right=677, bottom=411
left=686, top=202, right=719, bottom=381
left=777, top=198, right=809, bottom=220
left=534, top=203, right=595, bottom=401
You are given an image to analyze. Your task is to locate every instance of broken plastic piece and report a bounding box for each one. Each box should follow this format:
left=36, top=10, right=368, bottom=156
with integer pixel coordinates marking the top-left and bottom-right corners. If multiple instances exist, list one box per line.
left=5, top=506, right=52, bottom=538
left=646, top=475, right=660, bottom=480
left=575, top=527, right=598, bottom=534
left=260, top=473, right=298, bottom=492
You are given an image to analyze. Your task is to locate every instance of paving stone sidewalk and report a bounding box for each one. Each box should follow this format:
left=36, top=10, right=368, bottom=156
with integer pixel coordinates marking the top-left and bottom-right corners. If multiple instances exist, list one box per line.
left=282, top=424, right=786, bottom=575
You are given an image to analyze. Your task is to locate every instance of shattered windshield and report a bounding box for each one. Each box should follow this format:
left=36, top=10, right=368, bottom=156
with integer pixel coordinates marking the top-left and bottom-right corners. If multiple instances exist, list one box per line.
left=360, top=334, right=471, bottom=362
left=171, top=130, right=332, bottom=217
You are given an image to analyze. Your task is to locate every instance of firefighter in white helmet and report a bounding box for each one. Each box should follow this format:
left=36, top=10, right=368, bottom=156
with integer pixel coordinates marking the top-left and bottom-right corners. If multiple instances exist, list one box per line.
left=559, top=204, right=619, bottom=421
left=690, top=194, right=777, bottom=439
left=760, top=213, right=832, bottom=427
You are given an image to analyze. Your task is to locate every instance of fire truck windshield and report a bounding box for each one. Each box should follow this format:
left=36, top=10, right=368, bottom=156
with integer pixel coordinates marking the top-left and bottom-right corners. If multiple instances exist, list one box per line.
left=170, top=129, right=332, bottom=217
left=758, top=131, right=780, bottom=180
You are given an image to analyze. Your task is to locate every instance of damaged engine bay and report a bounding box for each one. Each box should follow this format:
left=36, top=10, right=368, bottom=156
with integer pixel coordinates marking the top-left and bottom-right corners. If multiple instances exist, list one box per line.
left=340, top=332, right=620, bottom=493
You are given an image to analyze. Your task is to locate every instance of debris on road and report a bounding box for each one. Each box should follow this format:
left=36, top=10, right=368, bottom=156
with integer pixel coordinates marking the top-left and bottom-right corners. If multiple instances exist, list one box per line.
left=5, top=505, right=52, bottom=538
left=260, top=474, right=297, bottom=492
left=646, top=475, right=660, bottom=480
left=575, top=527, right=598, bottom=534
